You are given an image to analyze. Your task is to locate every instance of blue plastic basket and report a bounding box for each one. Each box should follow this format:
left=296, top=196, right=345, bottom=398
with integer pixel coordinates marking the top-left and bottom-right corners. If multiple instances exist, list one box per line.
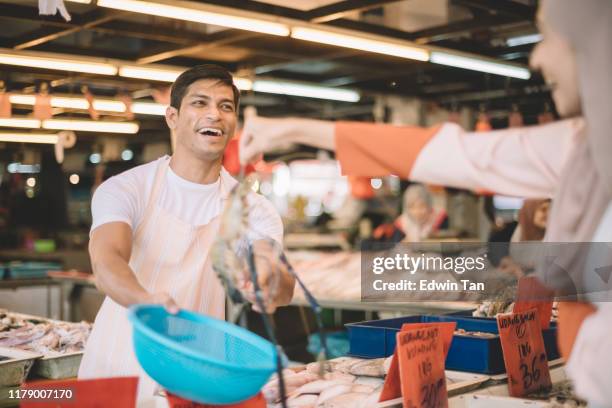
left=128, top=305, right=277, bottom=404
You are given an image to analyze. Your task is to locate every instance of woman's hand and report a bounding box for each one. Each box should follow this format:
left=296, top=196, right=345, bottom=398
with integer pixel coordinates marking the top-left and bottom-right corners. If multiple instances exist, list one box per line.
left=239, top=116, right=298, bottom=165
left=239, top=116, right=336, bottom=165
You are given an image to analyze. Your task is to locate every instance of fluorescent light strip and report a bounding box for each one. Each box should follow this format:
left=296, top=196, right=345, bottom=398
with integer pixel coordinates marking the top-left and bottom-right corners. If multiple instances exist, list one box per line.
left=98, top=0, right=290, bottom=36
left=507, top=33, right=542, bottom=47
left=10, top=94, right=166, bottom=116
left=65, top=0, right=92, bottom=3
left=253, top=80, right=359, bottom=102
left=0, top=118, right=41, bottom=129
left=0, top=51, right=117, bottom=76
left=42, top=119, right=139, bottom=134
left=234, top=77, right=253, bottom=91
left=119, top=65, right=183, bottom=82
left=430, top=51, right=531, bottom=80
left=131, top=102, right=167, bottom=115
left=119, top=65, right=253, bottom=91
left=8, top=95, right=36, bottom=105
left=0, top=116, right=139, bottom=133
left=291, top=27, right=429, bottom=62
left=92, top=100, right=127, bottom=112
left=0, top=133, right=59, bottom=144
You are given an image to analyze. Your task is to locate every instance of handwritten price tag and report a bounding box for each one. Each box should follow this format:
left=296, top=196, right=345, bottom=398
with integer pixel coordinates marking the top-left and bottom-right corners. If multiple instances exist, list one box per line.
left=513, top=276, right=554, bottom=330
left=497, top=309, right=552, bottom=397
left=394, top=326, right=449, bottom=408
left=380, top=322, right=455, bottom=403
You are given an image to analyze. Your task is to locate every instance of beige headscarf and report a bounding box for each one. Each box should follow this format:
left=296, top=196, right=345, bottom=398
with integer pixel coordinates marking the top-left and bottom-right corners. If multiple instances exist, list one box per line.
left=540, top=0, right=612, bottom=295
left=400, top=184, right=439, bottom=242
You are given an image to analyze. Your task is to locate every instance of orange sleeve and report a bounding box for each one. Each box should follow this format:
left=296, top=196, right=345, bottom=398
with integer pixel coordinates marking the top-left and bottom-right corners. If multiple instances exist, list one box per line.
left=557, top=301, right=596, bottom=360
left=334, top=121, right=441, bottom=178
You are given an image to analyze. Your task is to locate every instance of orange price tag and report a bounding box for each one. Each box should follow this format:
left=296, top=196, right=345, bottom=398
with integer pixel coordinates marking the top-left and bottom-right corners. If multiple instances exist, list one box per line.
left=380, top=322, right=455, bottom=402
left=397, top=327, right=448, bottom=408
left=497, top=309, right=552, bottom=397
left=513, top=276, right=554, bottom=330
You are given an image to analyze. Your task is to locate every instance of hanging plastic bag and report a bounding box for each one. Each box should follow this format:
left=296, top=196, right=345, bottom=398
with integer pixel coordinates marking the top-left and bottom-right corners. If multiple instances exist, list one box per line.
left=39, top=0, right=71, bottom=22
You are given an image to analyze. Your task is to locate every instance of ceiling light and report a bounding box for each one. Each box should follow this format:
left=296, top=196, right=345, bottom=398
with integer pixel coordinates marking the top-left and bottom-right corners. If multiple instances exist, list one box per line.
left=253, top=80, right=359, bottom=102
left=69, top=174, right=80, bottom=184
left=11, top=93, right=165, bottom=116
left=0, top=49, right=117, bottom=75
left=0, top=133, right=59, bottom=144
left=234, top=77, right=253, bottom=91
left=98, top=0, right=290, bottom=36
left=430, top=51, right=531, bottom=79
left=89, top=153, right=101, bottom=164
left=119, top=65, right=253, bottom=91
left=7, top=163, right=41, bottom=173
left=121, top=149, right=134, bottom=161
left=92, top=100, right=127, bottom=112
left=49, top=96, right=89, bottom=110
left=506, top=33, right=542, bottom=47
left=131, top=102, right=167, bottom=115
left=9, top=95, right=36, bottom=105
left=0, top=118, right=41, bottom=129
left=119, top=65, right=183, bottom=82
left=291, top=27, right=429, bottom=62
left=42, top=119, right=139, bottom=134
left=26, top=177, right=36, bottom=188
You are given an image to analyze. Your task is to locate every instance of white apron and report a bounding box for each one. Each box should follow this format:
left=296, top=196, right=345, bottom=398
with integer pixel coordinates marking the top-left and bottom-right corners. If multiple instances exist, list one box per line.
left=78, top=156, right=230, bottom=401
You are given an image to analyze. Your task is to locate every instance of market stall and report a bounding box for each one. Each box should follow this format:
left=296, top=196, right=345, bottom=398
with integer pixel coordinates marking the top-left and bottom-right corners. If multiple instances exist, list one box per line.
left=1, top=0, right=610, bottom=406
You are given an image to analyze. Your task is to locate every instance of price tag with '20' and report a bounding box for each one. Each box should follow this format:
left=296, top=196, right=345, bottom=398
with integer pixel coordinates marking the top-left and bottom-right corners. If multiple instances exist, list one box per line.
left=396, top=326, right=449, bottom=408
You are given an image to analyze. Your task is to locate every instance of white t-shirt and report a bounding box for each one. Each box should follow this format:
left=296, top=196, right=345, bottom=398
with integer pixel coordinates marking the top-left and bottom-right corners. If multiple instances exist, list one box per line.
left=91, top=157, right=283, bottom=245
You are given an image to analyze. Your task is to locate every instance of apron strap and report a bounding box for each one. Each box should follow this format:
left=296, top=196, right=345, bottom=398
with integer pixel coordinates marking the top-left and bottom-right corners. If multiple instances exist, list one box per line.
left=136, top=156, right=170, bottom=235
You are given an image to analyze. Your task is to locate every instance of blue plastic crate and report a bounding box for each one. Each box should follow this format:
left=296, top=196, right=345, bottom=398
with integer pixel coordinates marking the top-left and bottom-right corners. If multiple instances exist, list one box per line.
left=6, top=262, right=62, bottom=279
left=345, top=314, right=558, bottom=374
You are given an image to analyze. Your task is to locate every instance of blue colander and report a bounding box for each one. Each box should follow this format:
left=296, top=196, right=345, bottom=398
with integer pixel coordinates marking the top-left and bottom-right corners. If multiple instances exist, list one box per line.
left=128, top=305, right=277, bottom=404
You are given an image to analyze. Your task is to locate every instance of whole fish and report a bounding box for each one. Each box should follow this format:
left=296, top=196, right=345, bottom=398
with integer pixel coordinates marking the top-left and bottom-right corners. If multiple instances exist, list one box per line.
left=348, top=358, right=385, bottom=378
left=317, top=384, right=353, bottom=405
left=320, top=392, right=370, bottom=408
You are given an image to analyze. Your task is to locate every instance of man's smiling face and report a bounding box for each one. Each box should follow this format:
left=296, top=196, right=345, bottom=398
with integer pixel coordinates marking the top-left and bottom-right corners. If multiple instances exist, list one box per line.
left=166, top=78, right=237, bottom=161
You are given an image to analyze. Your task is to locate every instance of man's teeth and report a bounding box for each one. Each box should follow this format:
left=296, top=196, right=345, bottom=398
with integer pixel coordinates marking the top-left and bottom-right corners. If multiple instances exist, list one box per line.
left=199, top=128, right=222, bottom=136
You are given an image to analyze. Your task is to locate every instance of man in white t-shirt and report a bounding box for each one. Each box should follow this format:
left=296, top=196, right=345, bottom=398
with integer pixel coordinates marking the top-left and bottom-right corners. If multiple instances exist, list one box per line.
left=78, top=65, right=294, bottom=394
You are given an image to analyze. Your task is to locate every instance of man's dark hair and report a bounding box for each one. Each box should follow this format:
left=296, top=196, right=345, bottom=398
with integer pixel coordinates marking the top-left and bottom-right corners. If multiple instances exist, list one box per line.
left=170, top=64, right=240, bottom=110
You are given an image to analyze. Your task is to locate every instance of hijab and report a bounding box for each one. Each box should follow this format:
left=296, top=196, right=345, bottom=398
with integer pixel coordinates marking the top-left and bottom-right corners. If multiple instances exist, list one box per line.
left=540, top=0, right=612, bottom=296
left=519, top=199, right=549, bottom=241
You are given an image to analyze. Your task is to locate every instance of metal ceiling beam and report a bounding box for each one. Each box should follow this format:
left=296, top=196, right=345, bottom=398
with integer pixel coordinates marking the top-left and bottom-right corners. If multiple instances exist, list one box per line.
left=321, top=63, right=429, bottom=87
left=136, top=31, right=261, bottom=64
left=0, top=4, right=196, bottom=45
left=436, top=83, right=548, bottom=103
left=408, top=14, right=518, bottom=43
left=307, top=0, right=401, bottom=23
left=452, top=0, right=536, bottom=21
left=254, top=49, right=361, bottom=75
left=13, top=11, right=120, bottom=50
